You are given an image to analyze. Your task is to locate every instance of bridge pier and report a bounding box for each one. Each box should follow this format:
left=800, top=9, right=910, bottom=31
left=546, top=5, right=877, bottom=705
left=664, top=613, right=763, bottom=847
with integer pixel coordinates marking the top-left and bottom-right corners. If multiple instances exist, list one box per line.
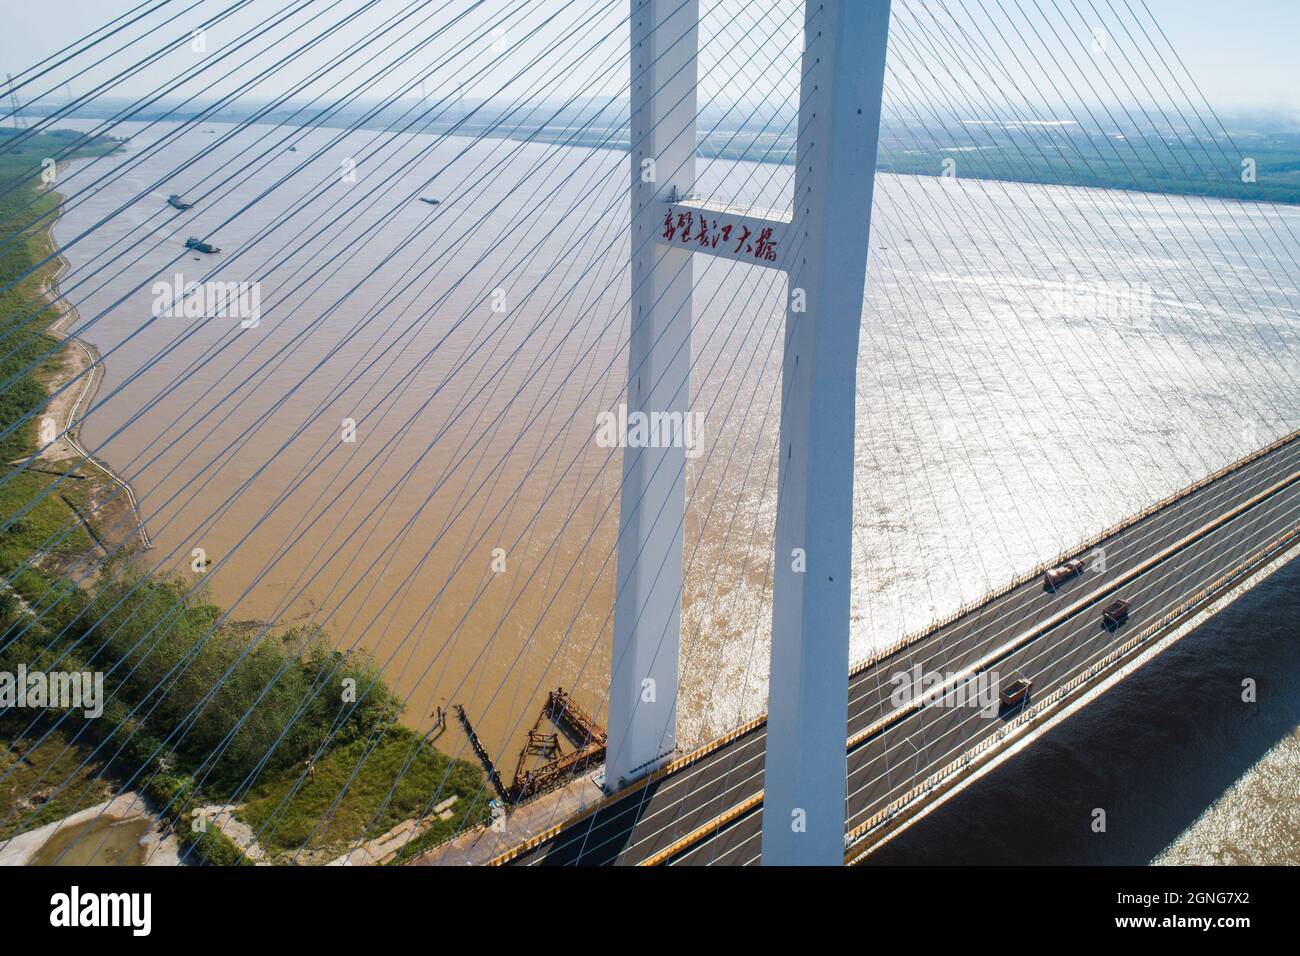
left=607, top=0, right=699, bottom=792
left=761, top=0, right=891, bottom=866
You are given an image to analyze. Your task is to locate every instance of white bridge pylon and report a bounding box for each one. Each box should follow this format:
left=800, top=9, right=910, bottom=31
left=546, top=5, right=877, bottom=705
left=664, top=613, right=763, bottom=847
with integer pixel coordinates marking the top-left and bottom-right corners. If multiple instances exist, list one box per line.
left=609, top=0, right=891, bottom=866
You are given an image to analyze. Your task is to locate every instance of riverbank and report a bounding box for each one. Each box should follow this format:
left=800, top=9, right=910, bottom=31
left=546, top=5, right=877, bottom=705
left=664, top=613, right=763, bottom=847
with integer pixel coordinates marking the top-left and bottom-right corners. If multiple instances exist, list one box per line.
left=0, top=791, right=178, bottom=866
left=29, top=197, right=151, bottom=567
left=40, top=236, right=150, bottom=546
left=0, top=130, right=489, bottom=864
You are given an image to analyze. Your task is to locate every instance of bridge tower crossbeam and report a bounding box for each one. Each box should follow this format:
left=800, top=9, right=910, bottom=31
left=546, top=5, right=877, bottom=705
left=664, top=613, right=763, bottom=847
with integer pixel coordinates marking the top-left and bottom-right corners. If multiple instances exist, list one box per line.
left=610, top=0, right=891, bottom=866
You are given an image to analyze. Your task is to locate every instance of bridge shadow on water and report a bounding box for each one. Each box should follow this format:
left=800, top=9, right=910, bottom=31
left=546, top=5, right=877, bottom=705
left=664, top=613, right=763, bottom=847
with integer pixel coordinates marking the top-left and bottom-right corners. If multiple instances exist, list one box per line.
left=866, top=554, right=1300, bottom=866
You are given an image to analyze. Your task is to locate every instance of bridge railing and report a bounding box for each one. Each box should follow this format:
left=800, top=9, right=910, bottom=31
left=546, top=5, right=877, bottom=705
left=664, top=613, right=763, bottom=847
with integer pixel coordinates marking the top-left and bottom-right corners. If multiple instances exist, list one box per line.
left=486, top=429, right=1300, bottom=865
left=845, top=517, right=1300, bottom=860
left=848, top=428, right=1300, bottom=680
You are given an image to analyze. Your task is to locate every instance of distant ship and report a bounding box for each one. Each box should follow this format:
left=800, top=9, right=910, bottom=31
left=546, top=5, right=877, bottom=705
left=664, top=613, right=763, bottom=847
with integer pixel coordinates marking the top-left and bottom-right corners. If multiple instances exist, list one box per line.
left=419, top=197, right=440, bottom=205
left=167, top=194, right=193, bottom=211
left=185, top=236, right=220, bottom=254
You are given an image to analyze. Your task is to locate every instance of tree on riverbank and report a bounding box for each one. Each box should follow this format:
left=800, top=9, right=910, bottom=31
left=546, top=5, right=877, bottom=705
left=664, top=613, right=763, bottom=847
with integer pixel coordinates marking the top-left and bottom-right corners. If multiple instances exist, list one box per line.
left=0, top=131, right=487, bottom=864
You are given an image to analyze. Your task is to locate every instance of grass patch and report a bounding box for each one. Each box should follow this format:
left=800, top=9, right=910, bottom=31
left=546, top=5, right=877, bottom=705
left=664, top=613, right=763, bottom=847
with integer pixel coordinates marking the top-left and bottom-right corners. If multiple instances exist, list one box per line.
left=0, top=470, right=91, bottom=575
left=238, top=730, right=489, bottom=859
left=0, top=725, right=114, bottom=840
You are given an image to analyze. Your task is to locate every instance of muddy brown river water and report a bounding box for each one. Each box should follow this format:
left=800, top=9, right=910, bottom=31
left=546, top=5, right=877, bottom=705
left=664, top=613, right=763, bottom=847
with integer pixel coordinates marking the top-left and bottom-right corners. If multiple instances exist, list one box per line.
left=47, top=118, right=1300, bottom=862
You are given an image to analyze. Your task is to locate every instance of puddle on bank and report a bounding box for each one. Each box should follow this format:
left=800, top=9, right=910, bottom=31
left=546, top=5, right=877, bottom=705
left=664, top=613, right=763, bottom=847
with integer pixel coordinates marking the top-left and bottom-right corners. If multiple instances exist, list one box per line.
left=29, top=815, right=152, bottom=866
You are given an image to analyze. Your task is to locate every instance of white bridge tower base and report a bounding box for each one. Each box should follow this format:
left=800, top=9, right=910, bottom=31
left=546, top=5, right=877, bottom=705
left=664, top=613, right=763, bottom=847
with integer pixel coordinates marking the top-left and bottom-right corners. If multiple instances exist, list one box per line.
left=762, top=0, right=891, bottom=866
left=607, top=0, right=699, bottom=792
left=608, top=1, right=891, bottom=868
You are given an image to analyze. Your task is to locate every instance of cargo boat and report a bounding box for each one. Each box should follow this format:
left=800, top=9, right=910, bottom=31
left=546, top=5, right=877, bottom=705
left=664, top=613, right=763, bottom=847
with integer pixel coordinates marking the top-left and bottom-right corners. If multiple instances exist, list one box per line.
left=185, top=236, right=220, bottom=254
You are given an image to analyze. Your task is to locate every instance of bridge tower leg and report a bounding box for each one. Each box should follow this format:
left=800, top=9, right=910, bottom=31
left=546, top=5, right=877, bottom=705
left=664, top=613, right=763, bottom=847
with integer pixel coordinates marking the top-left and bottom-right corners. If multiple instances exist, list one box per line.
left=607, top=0, right=699, bottom=792
left=761, top=0, right=891, bottom=865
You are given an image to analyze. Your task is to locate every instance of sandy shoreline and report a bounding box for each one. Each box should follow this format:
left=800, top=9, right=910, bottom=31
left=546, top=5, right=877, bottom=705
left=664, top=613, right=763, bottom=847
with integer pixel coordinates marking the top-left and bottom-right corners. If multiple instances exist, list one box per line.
left=35, top=174, right=151, bottom=552
left=0, top=165, right=169, bottom=865
left=0, top=792, right=178, bottom=866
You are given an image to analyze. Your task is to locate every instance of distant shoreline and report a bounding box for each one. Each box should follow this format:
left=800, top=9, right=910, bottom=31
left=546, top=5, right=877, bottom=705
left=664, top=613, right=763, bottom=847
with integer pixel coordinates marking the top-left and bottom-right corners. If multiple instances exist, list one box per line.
left=40, top=111, right=1300, bottom=208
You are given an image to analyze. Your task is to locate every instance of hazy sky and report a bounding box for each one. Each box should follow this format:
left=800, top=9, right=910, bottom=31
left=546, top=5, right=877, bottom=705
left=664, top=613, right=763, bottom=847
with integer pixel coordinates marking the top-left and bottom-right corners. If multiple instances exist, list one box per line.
left=1129, top=0, right=1300, bottom=112
left=2, top=0, right=1297, bottom=118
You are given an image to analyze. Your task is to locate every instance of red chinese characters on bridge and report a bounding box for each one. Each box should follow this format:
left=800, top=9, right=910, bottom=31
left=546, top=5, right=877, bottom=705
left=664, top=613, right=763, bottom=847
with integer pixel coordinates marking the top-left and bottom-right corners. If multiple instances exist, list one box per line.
left=661, top=209, right=779, bottom=264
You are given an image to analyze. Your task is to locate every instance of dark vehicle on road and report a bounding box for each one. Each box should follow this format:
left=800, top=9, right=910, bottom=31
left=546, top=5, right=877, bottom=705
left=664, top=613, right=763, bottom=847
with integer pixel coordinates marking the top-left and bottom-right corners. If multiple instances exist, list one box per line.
left=999, top=677, right=1033, bottom=708
left=167, top=194, right=193, bottom=210
left=1102, top=598, right=1130, bottom=628
left=1043, top=558, right=1085, bottom=590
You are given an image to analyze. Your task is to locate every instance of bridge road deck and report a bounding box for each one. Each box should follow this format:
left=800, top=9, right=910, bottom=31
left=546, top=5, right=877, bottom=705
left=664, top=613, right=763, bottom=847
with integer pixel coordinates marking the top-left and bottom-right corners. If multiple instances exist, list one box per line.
left=491, top=433, right=1300, bottom=865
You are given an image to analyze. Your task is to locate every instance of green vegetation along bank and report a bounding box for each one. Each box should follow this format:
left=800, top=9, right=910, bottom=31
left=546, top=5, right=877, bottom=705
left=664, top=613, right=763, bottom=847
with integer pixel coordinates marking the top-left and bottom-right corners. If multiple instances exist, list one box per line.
left=0, top=128, right=488, bottom=864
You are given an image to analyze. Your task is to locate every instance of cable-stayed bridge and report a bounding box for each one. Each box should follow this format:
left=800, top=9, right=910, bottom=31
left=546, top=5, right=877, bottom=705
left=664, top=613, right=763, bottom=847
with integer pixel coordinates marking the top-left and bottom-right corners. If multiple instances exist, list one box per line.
left=0, top=0, right=1297, bottom=870
left=485, top=430, right=1300, bottom=865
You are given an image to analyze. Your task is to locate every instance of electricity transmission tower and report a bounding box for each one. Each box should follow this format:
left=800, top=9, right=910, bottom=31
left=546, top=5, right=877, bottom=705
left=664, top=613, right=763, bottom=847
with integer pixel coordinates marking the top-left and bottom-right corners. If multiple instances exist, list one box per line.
left=6, top=74, right=23, bottom=130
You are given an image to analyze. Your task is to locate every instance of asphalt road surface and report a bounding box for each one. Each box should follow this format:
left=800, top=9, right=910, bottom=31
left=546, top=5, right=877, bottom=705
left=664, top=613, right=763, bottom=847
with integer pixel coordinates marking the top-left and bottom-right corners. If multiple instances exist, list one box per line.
left=498, top=434, right=1300, bottom=866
